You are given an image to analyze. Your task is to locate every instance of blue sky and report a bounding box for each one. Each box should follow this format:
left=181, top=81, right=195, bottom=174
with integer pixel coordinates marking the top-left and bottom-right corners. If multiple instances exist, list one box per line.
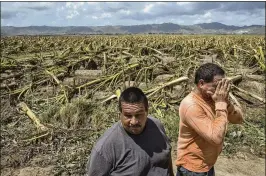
left=1, top=2, right=265, bottom=27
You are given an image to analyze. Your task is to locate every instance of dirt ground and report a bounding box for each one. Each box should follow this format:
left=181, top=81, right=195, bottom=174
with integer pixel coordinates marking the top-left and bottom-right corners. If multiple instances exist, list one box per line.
left=1, top=152, right=264, bottom=176
left=214, top=154, right=265, bottom=176
left=172, top=152, right=265, bottom=176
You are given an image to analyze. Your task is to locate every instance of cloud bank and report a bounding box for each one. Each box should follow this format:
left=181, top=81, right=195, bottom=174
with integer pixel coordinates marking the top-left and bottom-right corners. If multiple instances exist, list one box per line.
left=1, top=2, right=265, bottom=26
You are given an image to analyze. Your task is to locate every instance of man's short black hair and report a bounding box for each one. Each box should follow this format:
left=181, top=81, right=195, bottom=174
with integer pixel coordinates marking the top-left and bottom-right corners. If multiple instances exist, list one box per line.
left=194, top=63, right=225, bottom=84
left=118, top=87, right=148, bottom=112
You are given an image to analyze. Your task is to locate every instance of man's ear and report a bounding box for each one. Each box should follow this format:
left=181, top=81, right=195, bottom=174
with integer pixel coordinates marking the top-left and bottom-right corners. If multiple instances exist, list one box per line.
left=118, top=112, right=122, bottom=119
left=198, top=79, right=204, bottom=88
left=145, top=103, right=149, bottom=112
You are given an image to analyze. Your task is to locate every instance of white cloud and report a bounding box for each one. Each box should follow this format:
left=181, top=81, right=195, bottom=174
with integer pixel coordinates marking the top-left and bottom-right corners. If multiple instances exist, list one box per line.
left=177, top=2, right=191, bottom=6
left=66, top=11, right=79, bottom=19
left=203, top=12, right=212, bottom=18
left=1, top=2, right=264, bottom=27
left=66, top=2, right=72, bottom=8
left=66, top=2, right=84, bottom=9
left=74, top=2, right=84, bottom=9
left=65, top=2, right=85, bottom=19
left=101, top=13, right=112, bottom=18
left=12, top=2, right=54, bottom=10
left=87, top=2, right=98, bottom=5
left=206, top=19, right=212, bottom=23
left=38, top=2, right=53, bottom=7
left=143, top=4, right=154, bottom=13
left=91, top=13, right=112, bottom=20
left=193, top=17, right=203, bottom=24
left=119, top=9, right=131, bottom=15
left=156, top=2, right=167, bottom=5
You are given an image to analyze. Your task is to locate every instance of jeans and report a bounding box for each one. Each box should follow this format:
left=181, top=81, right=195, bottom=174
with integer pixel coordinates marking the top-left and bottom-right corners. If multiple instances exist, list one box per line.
left=176, top=166, right=215, bottom=176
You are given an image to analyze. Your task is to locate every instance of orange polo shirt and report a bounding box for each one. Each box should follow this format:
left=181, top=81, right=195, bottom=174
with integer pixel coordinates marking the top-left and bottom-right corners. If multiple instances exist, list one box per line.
left=175, top=91, right=243, bottom=172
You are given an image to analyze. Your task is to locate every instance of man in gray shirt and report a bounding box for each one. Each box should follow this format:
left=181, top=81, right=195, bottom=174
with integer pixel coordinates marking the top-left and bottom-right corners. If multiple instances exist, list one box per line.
left=86, top=87, right=174, bottom=176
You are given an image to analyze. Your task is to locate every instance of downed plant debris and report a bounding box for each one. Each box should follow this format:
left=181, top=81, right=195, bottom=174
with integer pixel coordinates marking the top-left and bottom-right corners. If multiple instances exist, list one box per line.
left=1, top=35, right=265, bottom=175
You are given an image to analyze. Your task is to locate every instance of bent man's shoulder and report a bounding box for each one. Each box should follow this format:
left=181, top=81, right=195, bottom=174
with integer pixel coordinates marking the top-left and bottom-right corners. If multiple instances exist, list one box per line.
left=148, top=116, right=162, bottom=124
left=180, top=92, right=196, bottom=107
left=86, top=123, right=121, bottom=175
left=179, top=93, right=202, bottom=119
left=147, top=116, right=167, bottom=133
left=93, top=122, right=121, bottom=152
left=148, top=116, right=166, bottom=130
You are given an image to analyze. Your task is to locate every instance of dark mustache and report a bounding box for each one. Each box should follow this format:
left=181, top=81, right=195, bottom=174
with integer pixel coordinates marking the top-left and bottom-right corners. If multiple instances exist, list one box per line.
left=130, top=125, right=141, bottom=128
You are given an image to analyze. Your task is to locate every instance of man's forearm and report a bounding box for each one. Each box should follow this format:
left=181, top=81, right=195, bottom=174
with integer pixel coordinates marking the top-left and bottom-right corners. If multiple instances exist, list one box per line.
left=184, top=104, right=228, bottom=146
left=215, top=102, right=229, bottom=121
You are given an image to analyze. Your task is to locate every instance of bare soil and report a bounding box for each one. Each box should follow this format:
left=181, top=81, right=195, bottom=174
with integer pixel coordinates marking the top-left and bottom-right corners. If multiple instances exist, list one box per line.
left=171, top=150, right=265, bottom=176
left=1, top=152, right=264, bottom=176
left=214, top=154, right=265, bottom=176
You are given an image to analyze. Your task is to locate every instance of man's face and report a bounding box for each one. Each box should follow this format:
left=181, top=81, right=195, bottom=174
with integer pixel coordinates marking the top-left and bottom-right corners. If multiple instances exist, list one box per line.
left=199, top=75, right=225, bottom=100
left=120, top=102, right=148, bottom=135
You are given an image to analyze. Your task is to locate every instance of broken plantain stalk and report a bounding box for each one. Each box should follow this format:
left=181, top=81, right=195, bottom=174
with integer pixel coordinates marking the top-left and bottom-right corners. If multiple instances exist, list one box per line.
left=45, top=70, right=70, bottom=103
left=145, top=76, right=189, bottom=97
left=17, top=102, right=48, bottom=131
left=232, top=85, right=265, bottom=104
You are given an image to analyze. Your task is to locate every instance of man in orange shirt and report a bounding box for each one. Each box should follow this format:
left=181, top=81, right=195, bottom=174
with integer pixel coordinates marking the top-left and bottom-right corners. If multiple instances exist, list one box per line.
left=176, top=63, right=243, bottom=176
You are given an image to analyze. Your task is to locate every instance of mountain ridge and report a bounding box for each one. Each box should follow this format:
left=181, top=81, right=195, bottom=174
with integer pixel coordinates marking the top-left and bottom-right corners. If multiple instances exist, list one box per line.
left=1, top=22, right=265, bottom=36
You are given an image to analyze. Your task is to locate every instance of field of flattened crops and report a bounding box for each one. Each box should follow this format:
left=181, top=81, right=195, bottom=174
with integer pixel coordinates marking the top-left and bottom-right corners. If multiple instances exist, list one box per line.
left=1, top=35, right=265, bottom=175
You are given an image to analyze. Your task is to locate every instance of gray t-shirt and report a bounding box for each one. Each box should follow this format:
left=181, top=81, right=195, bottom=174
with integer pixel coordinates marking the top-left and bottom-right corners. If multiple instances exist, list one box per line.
left=86, top=116, right=172, bottom=176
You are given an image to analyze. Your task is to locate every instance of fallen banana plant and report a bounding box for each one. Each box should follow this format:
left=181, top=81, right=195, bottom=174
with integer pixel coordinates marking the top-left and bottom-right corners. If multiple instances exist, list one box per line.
left=45, top=69, right=71, bottom=103
left=77, top=63, right=139, bottom=90
left=228, top=75, right=242, bottom=83
left=1, top=35, right=265, bottom=170
left=21, top=131, right=50, bottom=142
left=145, top=76, right=189, bottom=97
left=101, top=76, right=189, bottom=103
left=229, top=92, right=242, bottom=108
left=232, top=85, right=265, bottom=103
left=17, top=102, right=48, bottom=131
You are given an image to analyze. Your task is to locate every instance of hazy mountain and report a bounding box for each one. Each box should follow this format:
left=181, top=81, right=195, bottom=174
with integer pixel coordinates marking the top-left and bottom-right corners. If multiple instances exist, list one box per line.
left=1, top=22, right=265, bottom=36
left=195, top=22, right=241, bottom=30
